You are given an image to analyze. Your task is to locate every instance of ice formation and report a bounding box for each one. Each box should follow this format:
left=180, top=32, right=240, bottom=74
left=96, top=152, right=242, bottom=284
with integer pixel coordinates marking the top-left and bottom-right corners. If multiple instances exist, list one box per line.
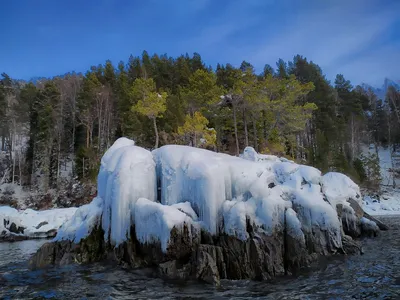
left=55, top=138, right=365, bottom=253
left=99, top=139, right=157, bottom=246
left=134, top=198, right=195, bottom=252
left=54, top=197, right=103, bottom=243
left=322, top=172, right=361, bottom=207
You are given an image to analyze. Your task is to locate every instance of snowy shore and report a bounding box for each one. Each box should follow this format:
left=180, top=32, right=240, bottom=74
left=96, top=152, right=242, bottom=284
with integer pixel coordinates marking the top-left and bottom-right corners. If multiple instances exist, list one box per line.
left=363, top=190, right=400, bottom=216
left=0, top=206, right=77, bottom=241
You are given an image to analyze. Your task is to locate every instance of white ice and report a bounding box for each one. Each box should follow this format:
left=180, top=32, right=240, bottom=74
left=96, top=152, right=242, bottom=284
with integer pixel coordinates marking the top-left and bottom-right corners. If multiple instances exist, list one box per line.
left=322, top=172, right=361, bottom=207
left=134, top=198, right=195, bottom=252
left=54, top=138, right=367, bottom=252
left=99, top=140, right=157, bottom=246
left=54, top=197, right=103, bottom=243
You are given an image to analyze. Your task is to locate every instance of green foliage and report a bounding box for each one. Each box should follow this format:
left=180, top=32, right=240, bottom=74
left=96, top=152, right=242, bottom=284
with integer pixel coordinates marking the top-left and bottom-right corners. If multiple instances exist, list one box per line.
left=353, top=158, right=367, bottom=183
left=180, top=69, right=222, bottom=113
left=360, top=153, right=381, bottom=191
left=75, top=146, right=100, bottom=181
left=131, top=78, right=167, bottom=119
left=177, top=112, right=216, bottom=148
left=1, top=51, right=393, bottom=195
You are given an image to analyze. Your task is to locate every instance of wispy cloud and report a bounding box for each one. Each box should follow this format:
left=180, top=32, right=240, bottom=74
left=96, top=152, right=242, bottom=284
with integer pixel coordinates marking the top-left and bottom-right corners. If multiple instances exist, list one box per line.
left=186, top=0, right=399, bottom=85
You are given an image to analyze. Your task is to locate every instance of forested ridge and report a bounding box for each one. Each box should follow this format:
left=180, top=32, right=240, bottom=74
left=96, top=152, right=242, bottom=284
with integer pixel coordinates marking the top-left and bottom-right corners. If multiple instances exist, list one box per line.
left=1, top=51, right=399, bottom=195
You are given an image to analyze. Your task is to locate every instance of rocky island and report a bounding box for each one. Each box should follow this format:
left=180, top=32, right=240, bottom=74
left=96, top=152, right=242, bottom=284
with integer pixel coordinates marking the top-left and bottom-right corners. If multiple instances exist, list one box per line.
left=30, top=138, right=385, bottom=286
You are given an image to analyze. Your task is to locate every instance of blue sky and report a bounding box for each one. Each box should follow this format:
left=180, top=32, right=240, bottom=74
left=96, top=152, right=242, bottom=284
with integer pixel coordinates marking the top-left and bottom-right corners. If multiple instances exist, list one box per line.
left=1, top=0, right=399, bottom=86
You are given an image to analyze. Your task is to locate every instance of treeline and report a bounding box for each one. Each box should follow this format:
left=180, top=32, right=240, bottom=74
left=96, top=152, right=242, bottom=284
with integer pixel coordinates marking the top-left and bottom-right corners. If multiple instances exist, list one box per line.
left=0, top=51, right=399, bottom=192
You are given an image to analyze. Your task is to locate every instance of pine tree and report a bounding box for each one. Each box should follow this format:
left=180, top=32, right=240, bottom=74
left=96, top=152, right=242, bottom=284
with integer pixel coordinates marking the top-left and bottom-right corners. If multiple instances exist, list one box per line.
left=131, top=78, right=167, bottom=149
left=177, top=112, right=216, bottom=148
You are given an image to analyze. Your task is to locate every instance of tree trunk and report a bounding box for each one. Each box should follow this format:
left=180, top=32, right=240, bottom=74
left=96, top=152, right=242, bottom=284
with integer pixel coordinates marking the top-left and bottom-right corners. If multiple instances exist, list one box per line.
left=82, top=157, right=85, bottom=178
left=252, top=115, right=258, bottom=151
left=153, top=117, right=159, bottom=149
left=350, top=114, right=355, bottom=162
left=57, top=139, right=61, bottom=188
left=18, top=149, right=22, bottom=185
left=233, top=104, right=239, bottom=156
left=86, top=126, right=90, bottom=148
left=243, top=108, right=249, bottom=147
left=12, top=150, right=15, bottom=185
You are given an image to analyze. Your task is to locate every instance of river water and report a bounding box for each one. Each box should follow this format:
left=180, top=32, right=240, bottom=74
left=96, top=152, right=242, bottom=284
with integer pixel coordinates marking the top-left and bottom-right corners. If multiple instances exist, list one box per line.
left=0, top=216, right=399, bottom=300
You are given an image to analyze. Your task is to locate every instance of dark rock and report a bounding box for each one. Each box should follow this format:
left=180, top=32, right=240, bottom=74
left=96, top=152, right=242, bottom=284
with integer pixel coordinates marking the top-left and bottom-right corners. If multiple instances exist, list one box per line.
left=30, top=226, right=106, bottom=269
left=158, top=260, right=192, bottom=280
left=196, top=244, right=226, bottom=279
left=363, top=213, right=389, bottom=231
left=29, top=203, right=380, bottom=285
left=195, top=246, right=220, bottom=285
left=360, top=219, right=379, bottom=237
left=9, top=222, right=25, bottom=234
left=337, top=203, right=361, bottom=238
left=35, top=221, right=49, bottom=229
left=347, top=199, right=364, bottom=219
left=341, top=235, right=363, bottom=255
left=200, top=229, right=214, bottom=245
left=29, top=242, right=58, bottom=268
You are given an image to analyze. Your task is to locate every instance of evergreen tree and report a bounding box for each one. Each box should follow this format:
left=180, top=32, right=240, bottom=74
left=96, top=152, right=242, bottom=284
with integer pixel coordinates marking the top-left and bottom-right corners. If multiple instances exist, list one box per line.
left=131, top=78, right=167, bottom=149
left=177, top=112, right=216, bottom=148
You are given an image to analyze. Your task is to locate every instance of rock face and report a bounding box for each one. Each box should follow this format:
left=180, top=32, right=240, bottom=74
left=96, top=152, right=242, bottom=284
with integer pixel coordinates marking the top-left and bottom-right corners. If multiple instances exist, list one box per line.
left=29, top=206, right=373, bottom=286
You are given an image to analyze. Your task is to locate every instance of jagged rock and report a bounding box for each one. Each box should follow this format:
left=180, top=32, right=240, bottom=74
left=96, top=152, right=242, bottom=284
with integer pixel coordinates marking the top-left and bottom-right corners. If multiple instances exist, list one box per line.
left=337, top=203, right=361, bottom=238
left=196, top=244, right=226, bottom=279
left=195, top=247, right=220, bottom=286
left=348, top=199, right=364, bottom=219
left=30, top=227, right=106, bottom=269
left=341, top=235, right=363, bottom=255
left=360, top=217, right=380, bottom=237
left=30, top=202, right=381, bottom=285
left=363, top=213, right=389, bottom=231
left=158, top=260, right=192, bottom=280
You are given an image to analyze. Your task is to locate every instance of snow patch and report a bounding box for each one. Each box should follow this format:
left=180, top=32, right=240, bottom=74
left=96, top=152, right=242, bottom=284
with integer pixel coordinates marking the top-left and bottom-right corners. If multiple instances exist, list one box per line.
left=0, top=206, right=77, bottom=238
left=134, top=198, right=195, bottom=252
left=54, top=197, right=103, bottom=243
left=322, top=172, right=361, bottom=207
left=363, top=190, right=400, bottom=215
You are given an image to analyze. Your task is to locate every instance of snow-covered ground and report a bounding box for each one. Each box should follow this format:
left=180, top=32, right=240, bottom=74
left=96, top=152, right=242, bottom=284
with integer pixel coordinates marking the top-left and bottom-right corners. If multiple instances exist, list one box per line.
left=363, top=189, right=400, bottom=216
left=362, top=144, right=400, bottom=187
left=54, top=139, right=365, bottom=252
left=361, top=144, right=400, bottom=215
left=0, top=206, right=77, bottom=239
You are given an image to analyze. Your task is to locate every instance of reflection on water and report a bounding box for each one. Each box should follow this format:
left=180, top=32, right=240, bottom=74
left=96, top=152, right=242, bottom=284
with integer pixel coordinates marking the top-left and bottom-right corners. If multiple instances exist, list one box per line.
left=1, top=216, right=399, bottom=299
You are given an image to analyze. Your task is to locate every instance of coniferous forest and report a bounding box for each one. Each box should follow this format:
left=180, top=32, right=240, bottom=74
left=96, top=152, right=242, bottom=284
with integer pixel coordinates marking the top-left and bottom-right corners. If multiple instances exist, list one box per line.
left=1, top=52, right=399, bottom=197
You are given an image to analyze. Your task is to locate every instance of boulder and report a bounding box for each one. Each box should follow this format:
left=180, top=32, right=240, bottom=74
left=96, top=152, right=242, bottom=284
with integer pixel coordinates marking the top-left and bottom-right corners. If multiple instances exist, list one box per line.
left=348, top=199, right=364, bottom=219
left=341, top=235, right=363, bottom=255
left=9, top=222, right=25, bottom=234
left=195, top=247, right=220, bottom=286
left=363, top=213, right=389, bottom=231
left=337, top=203, right=361, bottom=238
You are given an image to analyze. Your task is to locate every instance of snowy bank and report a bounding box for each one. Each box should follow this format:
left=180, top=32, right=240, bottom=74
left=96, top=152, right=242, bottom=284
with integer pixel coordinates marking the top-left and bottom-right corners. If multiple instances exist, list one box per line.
left=363, top=189, right=400, bottom=216
left=31, top=140, right=379, bottom=285
left=0, top=206, right=77, bottom=241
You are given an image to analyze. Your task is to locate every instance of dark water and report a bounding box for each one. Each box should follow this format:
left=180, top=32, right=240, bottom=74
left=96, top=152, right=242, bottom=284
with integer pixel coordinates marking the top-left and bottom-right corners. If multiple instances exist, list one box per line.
left=1, top=216, right=399, bottom=300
